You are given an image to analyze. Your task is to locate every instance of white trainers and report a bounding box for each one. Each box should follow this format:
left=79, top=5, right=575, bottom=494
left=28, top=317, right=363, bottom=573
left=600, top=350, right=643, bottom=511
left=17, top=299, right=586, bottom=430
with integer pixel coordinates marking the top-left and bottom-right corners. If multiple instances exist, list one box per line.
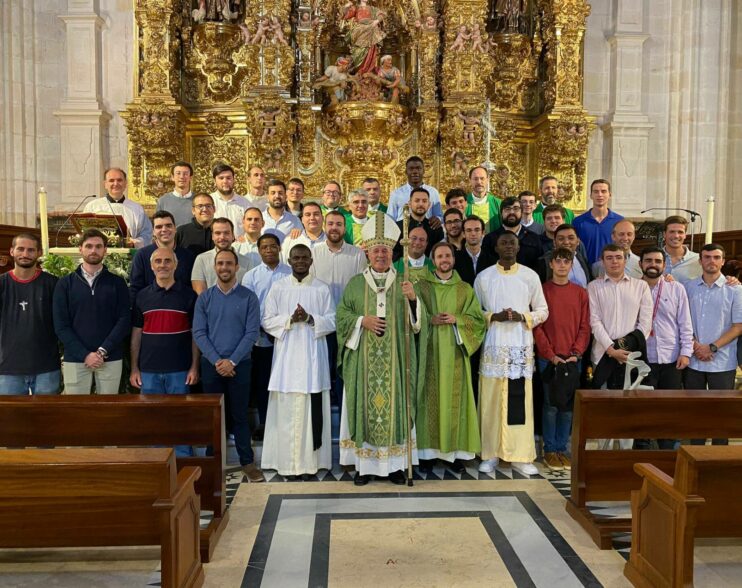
left=512, top=462, right=539, bottom=476
left=478, top=458, right=499, bottom=473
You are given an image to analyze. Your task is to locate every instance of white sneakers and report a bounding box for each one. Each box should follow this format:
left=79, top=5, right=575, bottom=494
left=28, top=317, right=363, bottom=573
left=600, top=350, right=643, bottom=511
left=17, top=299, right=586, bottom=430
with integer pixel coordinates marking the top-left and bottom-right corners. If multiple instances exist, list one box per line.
left=478, top=458, right=499, bottom=473
left=512, top=462, right=539, bottom=476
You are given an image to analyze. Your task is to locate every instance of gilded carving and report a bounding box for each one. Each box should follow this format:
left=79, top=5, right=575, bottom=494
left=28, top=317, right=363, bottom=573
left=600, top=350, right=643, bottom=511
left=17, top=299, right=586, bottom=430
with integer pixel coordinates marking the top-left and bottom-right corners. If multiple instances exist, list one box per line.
left=204, top=112, right=234, bottom=138
left=191, top=135, right=248, bottom=195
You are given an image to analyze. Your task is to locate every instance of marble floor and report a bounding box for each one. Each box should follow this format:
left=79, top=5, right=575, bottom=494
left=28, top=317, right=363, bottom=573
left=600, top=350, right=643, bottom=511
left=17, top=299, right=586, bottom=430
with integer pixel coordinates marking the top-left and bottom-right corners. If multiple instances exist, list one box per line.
left=1, top=447, right=741, bottom=587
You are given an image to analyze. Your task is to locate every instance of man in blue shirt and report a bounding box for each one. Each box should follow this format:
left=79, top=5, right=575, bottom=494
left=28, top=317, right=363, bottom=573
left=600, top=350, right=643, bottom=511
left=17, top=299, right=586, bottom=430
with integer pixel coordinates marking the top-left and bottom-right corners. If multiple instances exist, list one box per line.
left=572, top=179, right=624, bottom=265
left=242, top=233, right=291, bottom=440
left=193, top=248, right=263, bottom=481
left=684, top=243, right=742, bottom=445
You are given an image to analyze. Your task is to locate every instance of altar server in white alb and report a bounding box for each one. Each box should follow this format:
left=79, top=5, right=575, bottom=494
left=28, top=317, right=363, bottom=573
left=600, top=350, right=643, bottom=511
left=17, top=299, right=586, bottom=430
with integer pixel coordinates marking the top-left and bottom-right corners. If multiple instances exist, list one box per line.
left=260, top=244, right=336, bottom=478
left=85, top=167, right=152, bottom=249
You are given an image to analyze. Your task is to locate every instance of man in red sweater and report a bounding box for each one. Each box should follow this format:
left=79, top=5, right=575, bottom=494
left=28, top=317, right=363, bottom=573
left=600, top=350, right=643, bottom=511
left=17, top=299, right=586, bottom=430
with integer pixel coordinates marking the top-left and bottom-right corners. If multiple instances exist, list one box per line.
left=534, top=247, right=590, bottom=470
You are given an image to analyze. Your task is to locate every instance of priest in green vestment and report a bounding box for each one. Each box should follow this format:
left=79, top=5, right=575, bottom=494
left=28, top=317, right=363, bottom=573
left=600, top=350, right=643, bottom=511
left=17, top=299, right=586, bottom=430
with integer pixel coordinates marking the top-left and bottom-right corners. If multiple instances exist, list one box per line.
left=416, top=242, right=486, bottom=473
left=465, top=166, right=502, bottom=232
left=337, top=212, right=426, bottom=485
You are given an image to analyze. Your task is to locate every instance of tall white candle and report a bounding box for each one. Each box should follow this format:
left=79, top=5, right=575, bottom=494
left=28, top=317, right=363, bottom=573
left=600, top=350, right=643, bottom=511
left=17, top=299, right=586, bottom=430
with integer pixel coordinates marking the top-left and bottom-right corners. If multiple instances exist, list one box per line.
left=39, top=187, right=49, bottom=255
left=705, top=196, right=715, bottom=244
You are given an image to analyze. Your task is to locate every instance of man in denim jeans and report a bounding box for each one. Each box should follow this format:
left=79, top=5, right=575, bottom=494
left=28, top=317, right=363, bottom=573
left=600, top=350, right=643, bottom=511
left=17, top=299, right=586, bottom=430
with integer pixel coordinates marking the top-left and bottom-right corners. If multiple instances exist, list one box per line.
left=534, top=248, right=590, bottom=470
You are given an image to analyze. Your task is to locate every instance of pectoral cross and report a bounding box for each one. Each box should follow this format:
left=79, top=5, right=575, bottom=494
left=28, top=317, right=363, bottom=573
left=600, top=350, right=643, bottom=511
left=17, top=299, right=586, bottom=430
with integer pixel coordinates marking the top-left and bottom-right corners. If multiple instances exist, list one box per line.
left=19, top=301, right=28, bottom=311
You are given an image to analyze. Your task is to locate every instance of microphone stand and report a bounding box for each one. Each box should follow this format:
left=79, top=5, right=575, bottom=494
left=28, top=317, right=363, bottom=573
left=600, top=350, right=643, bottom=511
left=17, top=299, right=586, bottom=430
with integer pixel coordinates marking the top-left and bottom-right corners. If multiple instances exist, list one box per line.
left=54, top=195, right=97, bottom=247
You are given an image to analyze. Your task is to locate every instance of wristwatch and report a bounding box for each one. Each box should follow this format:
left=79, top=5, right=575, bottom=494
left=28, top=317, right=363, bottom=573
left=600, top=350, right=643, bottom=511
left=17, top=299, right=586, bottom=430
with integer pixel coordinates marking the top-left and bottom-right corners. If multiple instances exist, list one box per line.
left=709, top=343, right=718, bottom=353
left=96, top=347, right=108, bottom=360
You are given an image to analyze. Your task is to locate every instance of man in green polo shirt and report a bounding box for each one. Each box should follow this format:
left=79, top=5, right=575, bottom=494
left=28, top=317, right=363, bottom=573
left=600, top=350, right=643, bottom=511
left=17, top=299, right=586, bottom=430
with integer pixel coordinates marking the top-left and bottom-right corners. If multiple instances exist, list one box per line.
left=465, top=166, right=502, bottom=232
left=533, top=176, right=575, bottom=224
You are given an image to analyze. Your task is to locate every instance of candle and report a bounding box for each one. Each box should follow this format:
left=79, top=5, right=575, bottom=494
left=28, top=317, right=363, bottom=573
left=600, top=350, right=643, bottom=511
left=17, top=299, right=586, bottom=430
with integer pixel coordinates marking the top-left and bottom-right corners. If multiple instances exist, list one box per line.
left=39, top=187, right=49, bottom=255
left=705, top=196, right=715, bottom=244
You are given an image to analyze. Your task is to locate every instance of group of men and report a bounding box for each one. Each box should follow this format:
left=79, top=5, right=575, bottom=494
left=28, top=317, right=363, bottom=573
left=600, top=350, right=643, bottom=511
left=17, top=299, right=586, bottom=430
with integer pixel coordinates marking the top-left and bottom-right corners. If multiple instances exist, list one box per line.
left=1, top=155, right=741, bottom=484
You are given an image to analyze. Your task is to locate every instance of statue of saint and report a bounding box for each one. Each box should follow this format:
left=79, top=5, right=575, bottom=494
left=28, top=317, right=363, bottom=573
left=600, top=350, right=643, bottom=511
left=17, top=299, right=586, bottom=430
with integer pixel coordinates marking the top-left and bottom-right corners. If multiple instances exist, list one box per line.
left=192, top=0, right=241, bottom=23
left=341, top=1, right=386, bottom=76
left=363, top=55, right=409, bottom=104
left=313, top=56, right=355, bottom=105
left=492, top=0, right=526, bottom=33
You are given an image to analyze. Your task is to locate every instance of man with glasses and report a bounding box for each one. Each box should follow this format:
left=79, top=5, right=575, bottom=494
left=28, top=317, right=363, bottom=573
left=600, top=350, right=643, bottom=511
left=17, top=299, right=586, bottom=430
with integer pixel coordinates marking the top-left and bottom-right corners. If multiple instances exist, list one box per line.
left=320, top=181, right=351, bottom=219
left=176, top=192, right=216, bottom=257
left=344, top=189, right=372, bottom=246
left=443, top=208, right=465, bottom=250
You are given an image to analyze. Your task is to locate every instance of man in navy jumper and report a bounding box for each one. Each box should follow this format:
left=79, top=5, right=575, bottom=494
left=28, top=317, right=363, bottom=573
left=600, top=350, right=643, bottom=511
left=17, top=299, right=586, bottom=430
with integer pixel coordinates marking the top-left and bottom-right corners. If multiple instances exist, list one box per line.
left=53, top=228, right=130, bottom=393
left=193, top=248, right=263, bottom=482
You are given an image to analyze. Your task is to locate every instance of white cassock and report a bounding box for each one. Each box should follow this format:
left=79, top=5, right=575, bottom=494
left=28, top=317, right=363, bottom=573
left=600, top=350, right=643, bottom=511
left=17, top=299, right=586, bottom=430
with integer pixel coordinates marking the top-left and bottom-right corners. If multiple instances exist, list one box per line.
left=261, top=275, right=335, bottom=475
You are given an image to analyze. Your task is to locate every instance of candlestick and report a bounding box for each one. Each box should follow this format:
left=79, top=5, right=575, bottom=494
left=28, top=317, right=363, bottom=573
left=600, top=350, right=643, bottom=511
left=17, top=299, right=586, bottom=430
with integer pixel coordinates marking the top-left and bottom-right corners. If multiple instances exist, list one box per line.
left=705, top=196, right=715, bottom=244
left=39, top=187, right=49, bottom=255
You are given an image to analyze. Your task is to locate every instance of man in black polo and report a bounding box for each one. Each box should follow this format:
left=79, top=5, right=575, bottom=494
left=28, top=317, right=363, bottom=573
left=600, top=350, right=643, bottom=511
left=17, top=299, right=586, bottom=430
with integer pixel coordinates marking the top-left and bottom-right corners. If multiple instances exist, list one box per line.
left=0, top=233, right=60, bottom=394
left=480, top=196, right=543, bottom=272
left=176, top=192, right=215, bottom=257
left=130, top=246, right=199, bottom=395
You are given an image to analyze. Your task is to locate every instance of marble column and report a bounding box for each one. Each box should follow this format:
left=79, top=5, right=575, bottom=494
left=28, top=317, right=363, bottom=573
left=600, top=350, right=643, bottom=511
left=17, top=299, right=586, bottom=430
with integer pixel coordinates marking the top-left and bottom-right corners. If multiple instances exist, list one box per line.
left=54, top=0, right=111, bottom=208
left=600, top=0, right=654, bottom=216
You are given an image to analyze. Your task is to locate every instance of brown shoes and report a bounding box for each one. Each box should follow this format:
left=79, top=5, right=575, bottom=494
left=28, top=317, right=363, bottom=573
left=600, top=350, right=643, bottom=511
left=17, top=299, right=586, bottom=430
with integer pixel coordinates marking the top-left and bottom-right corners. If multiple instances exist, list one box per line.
left=543, top=452, right=564, bottom=470
left=557, top=453, right=572, bottom=470
left=242, top=462, right=266, bottom=483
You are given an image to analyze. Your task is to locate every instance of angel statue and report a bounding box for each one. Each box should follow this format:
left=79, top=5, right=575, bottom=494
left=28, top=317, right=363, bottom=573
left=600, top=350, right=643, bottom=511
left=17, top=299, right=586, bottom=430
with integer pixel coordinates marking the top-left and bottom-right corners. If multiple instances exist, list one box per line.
left=341, top=0, right=387, bottom=75
left=192, top=0, right=241, bottom=23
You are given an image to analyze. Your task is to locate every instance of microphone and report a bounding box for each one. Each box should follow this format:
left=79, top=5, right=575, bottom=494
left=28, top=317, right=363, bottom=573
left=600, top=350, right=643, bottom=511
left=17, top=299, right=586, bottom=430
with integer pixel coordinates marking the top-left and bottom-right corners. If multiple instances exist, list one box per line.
left=54, top=195, right=97, bottom=247
left=640, top=207, right=701, bottom=219
left=102, top=193, right=128, bottom=244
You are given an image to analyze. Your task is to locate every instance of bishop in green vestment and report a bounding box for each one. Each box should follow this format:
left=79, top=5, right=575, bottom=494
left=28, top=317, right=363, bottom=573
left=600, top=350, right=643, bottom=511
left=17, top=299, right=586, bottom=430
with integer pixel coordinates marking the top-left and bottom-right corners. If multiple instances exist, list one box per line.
left=416, top=243, right=486, bottom=472
left=337, top=213, right=426, bottom=484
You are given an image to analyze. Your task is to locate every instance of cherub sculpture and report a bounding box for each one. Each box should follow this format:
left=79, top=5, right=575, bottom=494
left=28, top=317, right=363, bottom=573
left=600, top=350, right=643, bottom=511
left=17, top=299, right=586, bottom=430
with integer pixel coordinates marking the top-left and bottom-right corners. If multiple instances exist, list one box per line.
left=192, top=0, right=240, bottom=23
left=270, top=16, right=288, bottom=45
left=258, top=107, right=280, bottom=142
left=470, top=23, right=486, bottom=52
left=450, top=25, right=470, bottom=52
left=251, top=17, right=271, bottom=45
left=458, top=111, right=481, bottom=144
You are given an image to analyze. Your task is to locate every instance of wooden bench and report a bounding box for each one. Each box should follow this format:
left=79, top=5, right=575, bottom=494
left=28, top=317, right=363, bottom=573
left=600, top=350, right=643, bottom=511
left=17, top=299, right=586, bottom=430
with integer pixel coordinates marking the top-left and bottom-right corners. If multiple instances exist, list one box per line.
left=0, top=394, right=227, bottom=562
left=624, top=446, right=742, bottom=588
left=0, top=447, right=203, bottom=588
left=567, top=389, right=742, bottom=549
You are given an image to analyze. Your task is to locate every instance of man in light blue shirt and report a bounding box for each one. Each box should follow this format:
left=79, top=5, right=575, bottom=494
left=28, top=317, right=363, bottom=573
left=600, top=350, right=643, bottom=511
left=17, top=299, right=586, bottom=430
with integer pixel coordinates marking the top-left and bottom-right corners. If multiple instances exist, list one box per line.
left=242, top=233, right=292, bottom=438
left=262, top=179, right=303, bottom=236
left=684, top=243, right=742, bottom=445
left=387, top=156, right=443, bottom=224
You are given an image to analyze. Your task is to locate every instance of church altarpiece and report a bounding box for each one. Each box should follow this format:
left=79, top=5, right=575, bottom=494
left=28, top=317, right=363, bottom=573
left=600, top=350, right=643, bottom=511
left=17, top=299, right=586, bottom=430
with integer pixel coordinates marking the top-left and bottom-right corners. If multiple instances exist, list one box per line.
left=123, top=0, right=593, bottom=209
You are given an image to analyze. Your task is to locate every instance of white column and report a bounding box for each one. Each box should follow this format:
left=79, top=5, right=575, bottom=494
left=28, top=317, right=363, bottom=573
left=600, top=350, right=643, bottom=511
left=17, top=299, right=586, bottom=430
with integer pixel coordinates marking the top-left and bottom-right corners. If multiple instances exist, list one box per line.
left=600, top=0, right=654, bottom=216
left=54, top=0, right=111, bottom=208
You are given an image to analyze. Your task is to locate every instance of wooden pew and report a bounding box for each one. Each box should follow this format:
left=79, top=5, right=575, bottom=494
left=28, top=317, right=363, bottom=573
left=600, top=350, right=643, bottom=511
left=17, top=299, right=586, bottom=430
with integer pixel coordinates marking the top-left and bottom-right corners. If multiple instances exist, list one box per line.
left=0, top=447, right=204, bottom=588
left=624, top=446, right=742, bottom=588
left=567, top=389, right=742, bottom=549
left=0, top=394, right=227, bottom=562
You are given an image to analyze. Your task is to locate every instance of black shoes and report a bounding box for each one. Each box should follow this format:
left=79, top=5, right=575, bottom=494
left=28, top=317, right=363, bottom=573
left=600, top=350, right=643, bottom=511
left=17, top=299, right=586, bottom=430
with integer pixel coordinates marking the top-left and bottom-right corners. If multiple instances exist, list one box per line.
left=388, top=470, right=406, bottom=485
left=448, top=459, right=466, bottom=474
left=354, top=473, right=371, bottom=486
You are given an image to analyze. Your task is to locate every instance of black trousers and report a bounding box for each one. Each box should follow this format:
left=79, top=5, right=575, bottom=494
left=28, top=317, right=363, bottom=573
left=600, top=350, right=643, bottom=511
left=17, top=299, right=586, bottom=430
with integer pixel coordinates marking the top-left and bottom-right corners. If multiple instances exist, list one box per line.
left=250, top=345, right=273, bottom=426
left=684, top=367, right=736, bottom=446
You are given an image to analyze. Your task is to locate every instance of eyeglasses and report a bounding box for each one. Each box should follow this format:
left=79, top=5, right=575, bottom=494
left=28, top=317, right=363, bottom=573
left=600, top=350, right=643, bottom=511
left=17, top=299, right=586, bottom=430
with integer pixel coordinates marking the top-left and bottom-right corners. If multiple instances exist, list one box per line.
left=323, top=190, right=340, bottom=196
left=194, top=204, right=215, bottom=210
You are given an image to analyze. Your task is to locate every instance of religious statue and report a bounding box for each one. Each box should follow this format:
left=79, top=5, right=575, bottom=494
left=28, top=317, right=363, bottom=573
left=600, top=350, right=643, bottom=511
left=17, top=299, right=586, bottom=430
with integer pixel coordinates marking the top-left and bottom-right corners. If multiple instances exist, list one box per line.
left=458, top=111, right=481, bottom=144
left=451, top=151, right=469, bottom=176
left=491, top=0, right=526, bottom=34
left=313, top=56, right=355, bottom=105
left=192, top=0, right=241, bottom=23
left=450, top=25, right=470, bottom=52
left=415, top=15, right=439, bottom=32
left=258, top=106, right=279, bottom=142
left=341, top=1, right=386, bottom=75
left=363, top=55, right=410, bottom=104
left=470, top=24, right=487, bottom=53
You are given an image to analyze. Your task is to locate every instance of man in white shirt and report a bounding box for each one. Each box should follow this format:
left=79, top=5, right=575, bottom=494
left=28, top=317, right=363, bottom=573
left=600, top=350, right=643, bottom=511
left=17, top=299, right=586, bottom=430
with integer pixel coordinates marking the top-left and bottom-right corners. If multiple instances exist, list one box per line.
left=286, top=177, right=305, bottom=216
left=245, top=165, right=268, bottom=211
left=210, top=163, right=251, bottom=237
left=262, top=179, right=303, bottom=237
left=234, top=207, right=265, bottom=269
left=156, top=161, right=195, bottom=227
left=387, top=156, right=442, bottom=225
left=192, top=218, right=249, bottom=294
left=84, top=167, right=152, bottom=249
left=281, top=202, right=327, bottom=259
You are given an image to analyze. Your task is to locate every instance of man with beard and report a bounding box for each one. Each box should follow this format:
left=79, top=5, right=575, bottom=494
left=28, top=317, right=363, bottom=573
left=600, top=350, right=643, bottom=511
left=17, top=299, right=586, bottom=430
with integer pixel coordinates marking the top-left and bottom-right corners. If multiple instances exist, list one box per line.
left=261, top=245, right=336, bottom=479
left=480, top=196, right=543, bottom=272
left=245, top=165, right=268, bottom=210
left=130, top=210, right=195, bottom=304
left=416, top=242, right=485, bottom=474
left=591, top=219, right=641, bottom=279
left=242, top=233, right=292, bottom=440
left=533, top=176, right=574, bottom=224
left=519, top=191, right=544, bottom=235
left=443, top=208, right=465, bottom=250
left=465, top=166, right=501, bottom=231
left=474, top=232, right=549, bottom=476
left=662, top=215, right=701, bottom=281
left=192, top=218, right=249, bottom=294
left=234, top=207, right=265, bottom=270
left=337, top=213, right=425, bottom=485
left=311, top=211, right=367, bottom=404
left=286, top=177, right=305, bottom=216
left=387, top=156, right=443, bottom=225
left=344, top=189, right=372, bottom=246
left=393, top=187, right=444, bottom=260
left=632, top=246, right=693, bottom=450
left=176, top=192, right=215, bottom=257
left=211, top=163, right=251, bottom=237
left=362, top=177, right=387, bottom=216
left=281, top=202, right=327, bottom=258
left=393, top=227, right=434, bottom=280
left=262, top=179, right=303, bottom=236
left=156, top=161, right=195, bottom=227
left=573, top=179, right=624, bottom=265
left=53, top=229, right=130, bottom=394
left=0, top=234, right=60, bottom=394
left=193, top=248, right=263, bottom=482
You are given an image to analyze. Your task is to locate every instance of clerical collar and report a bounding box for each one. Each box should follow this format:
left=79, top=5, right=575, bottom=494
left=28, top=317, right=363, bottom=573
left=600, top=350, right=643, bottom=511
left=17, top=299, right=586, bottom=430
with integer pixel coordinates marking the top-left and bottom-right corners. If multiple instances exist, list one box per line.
left=370, top=268, right=389, bottom=279
left=434, top=272, right=451, bottom=283
left=106, top=194, right=125, bottom=203
left=495, top=262, right=518, bottom=274
left=408, top=256, right=425, bottom=268
left=471, top=194, right=488, bottom=204
left=290, top=274, right=313, bottom=286
left=352, top=215, right=368, bottom=224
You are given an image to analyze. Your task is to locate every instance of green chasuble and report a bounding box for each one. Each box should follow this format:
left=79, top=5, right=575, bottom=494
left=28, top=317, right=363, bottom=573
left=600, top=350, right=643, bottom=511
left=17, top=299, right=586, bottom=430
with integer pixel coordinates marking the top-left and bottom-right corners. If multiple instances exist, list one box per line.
left=532, top=202, right=575, bottom=224
left=392, top=257, right=434, bottom=283
left=337, top=270, right=427, bottom=448
left=416, top=270, right=486, bottom=454
left=368, top=202, right=388, bottom=216
left=466, top=193, right=502, bottom=232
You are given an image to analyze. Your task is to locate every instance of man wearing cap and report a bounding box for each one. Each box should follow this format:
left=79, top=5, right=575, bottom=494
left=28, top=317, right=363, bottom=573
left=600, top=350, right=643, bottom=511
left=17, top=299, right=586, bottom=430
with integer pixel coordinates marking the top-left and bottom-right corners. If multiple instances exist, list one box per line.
left=337, top=213, right=426, bottom=485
